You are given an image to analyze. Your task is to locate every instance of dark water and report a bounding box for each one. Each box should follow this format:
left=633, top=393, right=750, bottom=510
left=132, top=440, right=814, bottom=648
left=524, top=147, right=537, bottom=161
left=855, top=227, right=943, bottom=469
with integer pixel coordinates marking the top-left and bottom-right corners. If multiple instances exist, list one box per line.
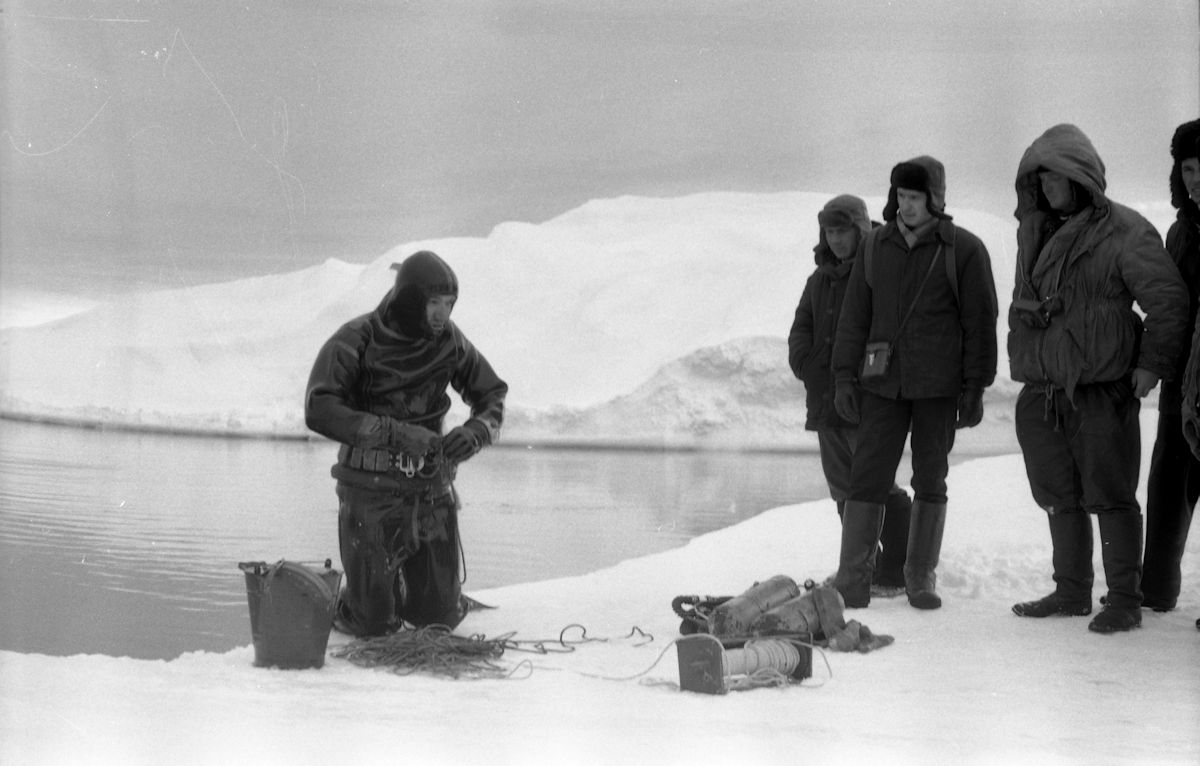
left=0, top=419, right=833, bottom=660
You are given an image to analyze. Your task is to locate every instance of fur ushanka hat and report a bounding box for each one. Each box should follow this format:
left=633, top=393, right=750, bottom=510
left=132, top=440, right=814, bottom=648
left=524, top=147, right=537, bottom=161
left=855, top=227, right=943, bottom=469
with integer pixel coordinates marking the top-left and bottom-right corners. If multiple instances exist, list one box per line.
left=882, top=155, right=950, bottom=222
left=1170, top=118, right=1200, bottom=212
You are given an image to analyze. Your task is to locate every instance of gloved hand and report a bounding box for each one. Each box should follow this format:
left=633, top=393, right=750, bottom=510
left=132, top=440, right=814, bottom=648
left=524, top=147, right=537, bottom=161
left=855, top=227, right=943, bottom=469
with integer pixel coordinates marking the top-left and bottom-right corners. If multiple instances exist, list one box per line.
left=442, top=420, right=489, bottom=462
left=834, top=380, right=860, bottom=424
left=1131, top=368, right=1160, bottom=399
left=955, top=386, right=984, bottom=429
left=384, top=418, right=440, bottom=456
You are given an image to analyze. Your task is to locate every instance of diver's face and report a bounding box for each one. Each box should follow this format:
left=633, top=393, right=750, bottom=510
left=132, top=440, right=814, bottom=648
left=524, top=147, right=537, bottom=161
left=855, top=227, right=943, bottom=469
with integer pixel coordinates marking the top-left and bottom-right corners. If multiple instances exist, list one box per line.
left=425, top=294, right=456, bottom=335
left=1182, top=157, right=1200, bottom=206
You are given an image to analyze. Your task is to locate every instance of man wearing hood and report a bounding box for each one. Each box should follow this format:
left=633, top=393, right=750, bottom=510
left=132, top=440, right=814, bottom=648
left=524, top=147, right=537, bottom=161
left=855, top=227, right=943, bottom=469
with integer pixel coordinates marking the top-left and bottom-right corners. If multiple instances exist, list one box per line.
left=789, top=194, right=913, bottom=596
left=1153, top=118, right=1200, bottom=619
left=1008, top=124, right=1187, bottom=634
left=305, top=250, right=508, bottom=636
left=831, top=158, right=999, bottom=610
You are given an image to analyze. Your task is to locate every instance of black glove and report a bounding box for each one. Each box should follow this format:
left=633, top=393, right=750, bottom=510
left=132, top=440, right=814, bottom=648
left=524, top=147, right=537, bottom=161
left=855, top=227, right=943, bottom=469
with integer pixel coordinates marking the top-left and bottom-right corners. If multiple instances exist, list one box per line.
left=442, top=420, right=488, bottom=462
left=384, top=418, right=440, bottom=455
left=956, top=386, right=984, bottom=429
left=834, top=380, right=860, bottom=424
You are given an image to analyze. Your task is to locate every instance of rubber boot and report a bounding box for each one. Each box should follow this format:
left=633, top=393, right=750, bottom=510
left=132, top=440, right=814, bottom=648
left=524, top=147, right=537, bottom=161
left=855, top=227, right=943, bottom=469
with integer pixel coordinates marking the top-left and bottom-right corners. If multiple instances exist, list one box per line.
left=833, top=501, right=885, bottom=609
left=904, top=500, right=946, bottom=610
left=1141, top=500, right=1191, bottom=612
left=1088, top=513, right=1143, bottom=634
left=1012, top=511, right=1094, bottom=617
left=875, top=488, right=912, bottom=589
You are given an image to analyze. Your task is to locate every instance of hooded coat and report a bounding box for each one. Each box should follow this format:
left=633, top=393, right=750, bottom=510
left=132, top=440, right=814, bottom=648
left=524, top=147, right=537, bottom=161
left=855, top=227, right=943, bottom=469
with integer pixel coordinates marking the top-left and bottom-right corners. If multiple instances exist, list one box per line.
left=305, top=251, right=508, bottom=471
left=789, top=194, right=873, bottom=429
left=1007, top=124, right=1187, bottom=401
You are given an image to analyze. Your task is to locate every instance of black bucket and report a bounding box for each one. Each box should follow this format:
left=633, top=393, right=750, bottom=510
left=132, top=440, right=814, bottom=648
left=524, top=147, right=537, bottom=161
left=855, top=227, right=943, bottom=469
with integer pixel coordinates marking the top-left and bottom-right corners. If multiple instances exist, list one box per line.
left=238, top=559, right=342, bottom=669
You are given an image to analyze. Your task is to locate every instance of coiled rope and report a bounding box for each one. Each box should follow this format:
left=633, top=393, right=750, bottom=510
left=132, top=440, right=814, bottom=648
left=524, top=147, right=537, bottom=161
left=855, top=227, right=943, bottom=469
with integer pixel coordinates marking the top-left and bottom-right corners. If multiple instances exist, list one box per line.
left=330, top=623, right=831, bottom=689
left=329, top=623, right=642, bottom=680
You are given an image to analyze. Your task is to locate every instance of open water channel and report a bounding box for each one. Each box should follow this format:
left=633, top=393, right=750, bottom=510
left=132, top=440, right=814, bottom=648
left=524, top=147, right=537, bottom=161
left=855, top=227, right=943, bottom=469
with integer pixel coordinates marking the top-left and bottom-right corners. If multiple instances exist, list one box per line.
left=0, top=418, right=837, bottom=660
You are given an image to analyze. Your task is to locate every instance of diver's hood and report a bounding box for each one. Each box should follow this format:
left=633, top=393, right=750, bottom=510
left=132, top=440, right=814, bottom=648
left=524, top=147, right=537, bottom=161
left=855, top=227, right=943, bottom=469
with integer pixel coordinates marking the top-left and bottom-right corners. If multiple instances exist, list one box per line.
left=378, top=250, right=459, bottom=338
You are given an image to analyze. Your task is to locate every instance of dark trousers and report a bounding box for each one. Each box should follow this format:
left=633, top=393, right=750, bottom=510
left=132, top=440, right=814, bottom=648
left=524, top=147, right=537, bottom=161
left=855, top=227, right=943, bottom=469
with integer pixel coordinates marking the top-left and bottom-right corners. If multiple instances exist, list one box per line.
left=1144, top=410, right=1199, bottom=606
left=847, top=393, right=957, bottom=504
left=818, top=427, right=857, bottom=503
left=335, top=483, right=463, bottom=636
left=1016, top=382, right=1143, bottom=610
left=1015, top=382, right=1141, bottom=514
left=818, top=425, right=911, bottom=585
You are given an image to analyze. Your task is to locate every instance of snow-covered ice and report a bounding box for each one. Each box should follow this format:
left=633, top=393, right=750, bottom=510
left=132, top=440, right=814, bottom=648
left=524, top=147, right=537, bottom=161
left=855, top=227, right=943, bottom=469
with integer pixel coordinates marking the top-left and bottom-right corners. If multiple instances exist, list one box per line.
left=1, top=192, right=1196, bottom=765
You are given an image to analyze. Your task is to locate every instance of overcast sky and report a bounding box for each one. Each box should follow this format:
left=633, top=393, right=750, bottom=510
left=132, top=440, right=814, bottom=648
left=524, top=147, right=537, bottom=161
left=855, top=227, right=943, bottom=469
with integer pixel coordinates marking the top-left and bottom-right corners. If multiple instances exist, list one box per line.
left=2, top=0, right=1197, bottom=293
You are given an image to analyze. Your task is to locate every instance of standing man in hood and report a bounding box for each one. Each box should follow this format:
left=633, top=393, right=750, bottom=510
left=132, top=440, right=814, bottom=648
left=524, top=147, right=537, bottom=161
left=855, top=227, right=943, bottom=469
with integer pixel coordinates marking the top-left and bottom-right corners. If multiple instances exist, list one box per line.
left=1153, top=118, right=1200, bottom=617
left=789, top=194, right=913, bottom=596
left=831, top=158, right=999, bottom=610
left=1008, top=125, right=1187, bottom=633
left=305, top=250, right=508, bottom=636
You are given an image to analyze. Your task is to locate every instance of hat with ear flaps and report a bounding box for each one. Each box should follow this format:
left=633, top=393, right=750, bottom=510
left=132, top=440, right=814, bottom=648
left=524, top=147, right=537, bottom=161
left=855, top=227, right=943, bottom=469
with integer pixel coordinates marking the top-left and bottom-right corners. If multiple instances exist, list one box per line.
left=1170, top=118, right=1200, bottom=213
left=882, top=155, right=951, bottom=222
left=814, top=194, right=872, bottom=263
left=381, top=250, right=458, bottom=337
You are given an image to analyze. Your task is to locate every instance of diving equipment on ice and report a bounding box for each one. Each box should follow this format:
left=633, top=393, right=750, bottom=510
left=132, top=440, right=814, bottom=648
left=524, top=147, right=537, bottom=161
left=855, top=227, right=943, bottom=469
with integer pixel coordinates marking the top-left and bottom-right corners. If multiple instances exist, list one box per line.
left=671, top=574, right=894, bottom=653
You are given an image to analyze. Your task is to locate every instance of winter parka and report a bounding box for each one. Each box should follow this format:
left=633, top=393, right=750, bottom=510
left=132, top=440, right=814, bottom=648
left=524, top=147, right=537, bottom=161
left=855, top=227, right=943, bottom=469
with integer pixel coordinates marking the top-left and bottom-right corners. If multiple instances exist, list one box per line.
left=1007, top=124, right=1187, bottom=401
left=789, top=196, right=872, bottom=429
left=831, top=217, right=998, bottom=399
left=1162, top=209, right=1200, bottom=415
left=305, top=252, right=508, bottom=470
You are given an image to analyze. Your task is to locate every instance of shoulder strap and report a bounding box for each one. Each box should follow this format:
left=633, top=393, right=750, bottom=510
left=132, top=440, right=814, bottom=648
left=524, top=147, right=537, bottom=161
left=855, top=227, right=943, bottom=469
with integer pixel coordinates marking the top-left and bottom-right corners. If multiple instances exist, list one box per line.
left=863, top=227, right=880, bottom=289
left=865, top=225, right=957, bottom=302
left=890, top=244, right=944, bottom=342
left=944, top=227, right=958, bottom=303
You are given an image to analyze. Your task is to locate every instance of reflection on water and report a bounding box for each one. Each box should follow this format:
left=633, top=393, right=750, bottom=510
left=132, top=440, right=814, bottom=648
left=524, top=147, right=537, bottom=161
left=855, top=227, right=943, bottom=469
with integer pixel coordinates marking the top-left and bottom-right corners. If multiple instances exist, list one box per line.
left=0, top=419, right=833, bottom=660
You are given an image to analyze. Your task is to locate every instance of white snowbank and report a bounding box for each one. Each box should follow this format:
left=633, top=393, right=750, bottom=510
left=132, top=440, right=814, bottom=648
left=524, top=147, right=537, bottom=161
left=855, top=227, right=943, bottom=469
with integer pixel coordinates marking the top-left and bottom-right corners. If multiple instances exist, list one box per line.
left=0, top=191, right=1022, bottom=448
left=3, top=447, right=1197, bottom=766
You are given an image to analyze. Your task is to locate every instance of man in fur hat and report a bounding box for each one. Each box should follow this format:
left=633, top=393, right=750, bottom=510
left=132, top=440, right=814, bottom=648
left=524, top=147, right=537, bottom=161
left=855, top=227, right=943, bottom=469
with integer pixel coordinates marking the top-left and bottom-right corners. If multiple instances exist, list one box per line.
left=1008, top=125, right=1187, bottom=633
left=305, top=250, right=508, bottom=636
left=788, top=194, right=913, bottom=596
left=830, top=158, right=999, bottom=610
left=1152, top=118, right=1200, bottom=617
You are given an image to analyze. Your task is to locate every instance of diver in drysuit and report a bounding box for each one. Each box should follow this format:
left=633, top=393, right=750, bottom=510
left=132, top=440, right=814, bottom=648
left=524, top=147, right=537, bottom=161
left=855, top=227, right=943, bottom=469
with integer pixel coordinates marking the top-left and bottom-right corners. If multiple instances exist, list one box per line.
left=305, top=250, right=507, bottom=635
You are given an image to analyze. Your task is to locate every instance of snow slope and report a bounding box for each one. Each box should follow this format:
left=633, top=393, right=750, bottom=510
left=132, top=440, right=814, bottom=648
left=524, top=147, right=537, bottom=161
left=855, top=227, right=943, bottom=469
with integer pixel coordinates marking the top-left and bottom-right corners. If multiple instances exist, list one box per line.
left=0, top=191, right=1021, bottom=448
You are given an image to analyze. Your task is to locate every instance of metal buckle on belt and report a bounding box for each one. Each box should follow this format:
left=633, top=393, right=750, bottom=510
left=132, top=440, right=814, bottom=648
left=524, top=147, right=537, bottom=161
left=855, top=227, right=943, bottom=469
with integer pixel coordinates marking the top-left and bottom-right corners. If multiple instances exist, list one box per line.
left=394, top=454, right=425, bottom=478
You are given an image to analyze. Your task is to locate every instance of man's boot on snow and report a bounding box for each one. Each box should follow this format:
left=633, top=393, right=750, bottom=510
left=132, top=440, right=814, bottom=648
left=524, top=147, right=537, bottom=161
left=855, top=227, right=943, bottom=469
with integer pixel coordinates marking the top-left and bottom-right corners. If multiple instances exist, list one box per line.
left=873, top=488, right=912, bottom=596
left=904, top=499, right=946, bottom=610
left=1012, top=511, right=1094, bottom=617
left=833, top=500, right=885, bottom=609
left=1141, top=501, right=1191, bottom=612
left=1088, top=513, right=1144, bottom=634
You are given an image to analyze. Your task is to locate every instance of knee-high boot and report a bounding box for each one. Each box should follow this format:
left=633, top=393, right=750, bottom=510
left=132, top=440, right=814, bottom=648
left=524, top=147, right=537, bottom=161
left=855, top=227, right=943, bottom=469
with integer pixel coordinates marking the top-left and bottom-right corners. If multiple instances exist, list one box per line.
left=1088, top=513, right=1144, bottom=633
left=834, top=500, right=885, bottom=609
left=876, top=489, right=912, bottom=588
left=1012, top=511, right=1094, bottom=617
left=904, top=499, right=946, bottom=610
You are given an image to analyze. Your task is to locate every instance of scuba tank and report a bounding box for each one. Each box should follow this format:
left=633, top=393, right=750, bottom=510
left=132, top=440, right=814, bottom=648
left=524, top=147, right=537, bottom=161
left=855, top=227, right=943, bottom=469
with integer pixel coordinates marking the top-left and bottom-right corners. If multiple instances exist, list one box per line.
left=752, top=586, right=846, bottom=640
left=707, top=575, right=801, bottom=637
